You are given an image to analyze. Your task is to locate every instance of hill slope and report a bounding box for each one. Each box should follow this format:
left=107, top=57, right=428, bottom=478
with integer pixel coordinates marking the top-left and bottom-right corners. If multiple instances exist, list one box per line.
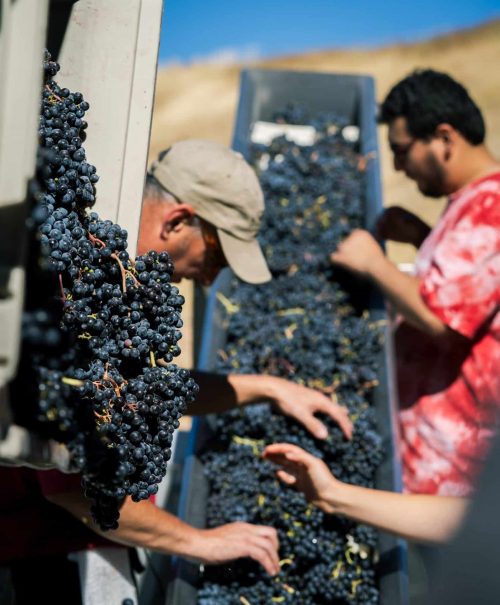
left=151, top=19, right=500, bottom=368
left=150, top=18, right=500, bottom=261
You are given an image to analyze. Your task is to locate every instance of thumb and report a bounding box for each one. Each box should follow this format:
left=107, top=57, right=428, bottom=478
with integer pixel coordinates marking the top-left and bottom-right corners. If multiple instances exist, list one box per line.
left=329, top=250, right=339, bottom=263
left=276, top=469, right=297, bottom=485
left=303, top=416, right=328, bottom=440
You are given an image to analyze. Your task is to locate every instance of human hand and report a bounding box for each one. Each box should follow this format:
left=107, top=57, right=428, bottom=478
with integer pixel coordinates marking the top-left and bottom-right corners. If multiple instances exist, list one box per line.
left=376, top=206, right=430, bottom=247
left=195, top=522, right=280, bottom=576
left=330, top=229, right=385, bottom=278
left=263, top=443, right=339, bottom=514
left=264, top=376, right=352, bottom=440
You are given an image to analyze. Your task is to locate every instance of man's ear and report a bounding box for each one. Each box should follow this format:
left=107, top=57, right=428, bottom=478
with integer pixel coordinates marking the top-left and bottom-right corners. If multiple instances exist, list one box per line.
left=160, top=204, right=196, bottom=240
left=435, top=123, right=456, bottom=161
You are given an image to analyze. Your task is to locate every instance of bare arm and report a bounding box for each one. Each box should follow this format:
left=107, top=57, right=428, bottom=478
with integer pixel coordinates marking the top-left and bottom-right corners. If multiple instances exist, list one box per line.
left=263, top=443, right=469, bottom=544
left=46, top=492, right=280, bottom=575
left=327, top=483, right=468, bottom=544
left=368, top=254, right=450, bottom=338
left=188, top=371, right=353, bottom=440
left=330, top=229, right=468, bottom=342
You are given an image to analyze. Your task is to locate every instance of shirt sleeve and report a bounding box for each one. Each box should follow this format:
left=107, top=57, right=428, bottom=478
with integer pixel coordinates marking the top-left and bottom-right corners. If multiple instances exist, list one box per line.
left=420, top=195, right=500, bottom=339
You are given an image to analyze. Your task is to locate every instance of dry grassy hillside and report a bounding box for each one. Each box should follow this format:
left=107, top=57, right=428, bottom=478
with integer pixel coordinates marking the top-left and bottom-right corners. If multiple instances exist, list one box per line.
left=150, top=19, right=500, bottom=367
left=151, top=19, right=500, bottom=243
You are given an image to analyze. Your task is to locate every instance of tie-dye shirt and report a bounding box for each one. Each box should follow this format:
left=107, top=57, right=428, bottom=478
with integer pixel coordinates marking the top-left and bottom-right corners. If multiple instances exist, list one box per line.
left=397, top=172, right=500, bottom=496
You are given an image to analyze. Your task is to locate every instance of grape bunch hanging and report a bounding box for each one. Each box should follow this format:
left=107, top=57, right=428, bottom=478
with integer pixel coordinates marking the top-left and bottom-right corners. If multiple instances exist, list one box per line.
left=13, top=52, right=198, bottom=530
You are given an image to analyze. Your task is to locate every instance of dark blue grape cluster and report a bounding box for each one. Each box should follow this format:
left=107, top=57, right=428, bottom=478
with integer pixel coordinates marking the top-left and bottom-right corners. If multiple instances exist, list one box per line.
left=11, top=52, right=198, bottom=530
left=252, top=106, right=363, bottom=275
left=197, top=107, right=384, bottom=603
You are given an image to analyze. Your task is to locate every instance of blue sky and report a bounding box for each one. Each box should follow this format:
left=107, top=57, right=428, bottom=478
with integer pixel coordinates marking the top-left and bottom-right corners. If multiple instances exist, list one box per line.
left=159, top=0, right=499, bottom=65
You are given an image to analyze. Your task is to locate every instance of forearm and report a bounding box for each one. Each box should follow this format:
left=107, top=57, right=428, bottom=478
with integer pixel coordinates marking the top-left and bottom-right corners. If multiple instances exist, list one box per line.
left=329, top=482, right=469, bottom=544
left=48, top=492, right=200, bottom=558
left=331, top=230, right=445, bottom=336
left=107, top=498, right=201, bottom=558
left=368, top=257, right=447, bottom=337
left=187, top=371, right=277, bottom=415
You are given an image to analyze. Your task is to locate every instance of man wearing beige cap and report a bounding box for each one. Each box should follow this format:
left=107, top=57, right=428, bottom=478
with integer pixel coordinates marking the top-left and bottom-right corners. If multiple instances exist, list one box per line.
left=137, top=139, right=351, bottom=434
left=138, top=139, right=271, bottom=285
left=33, top=140, right=351, bottom=581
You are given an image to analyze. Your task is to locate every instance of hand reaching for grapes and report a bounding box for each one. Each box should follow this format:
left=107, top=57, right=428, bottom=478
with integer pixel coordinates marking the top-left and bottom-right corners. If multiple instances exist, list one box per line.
left=330, top=229, right=385, bottom=278
left=264, top=377, right=353, bottom=440
left=193, top=523, right=280, bottom=576
left=263, top=443, right=339, bottom=514
left=190, top=373, right=352, bottom=440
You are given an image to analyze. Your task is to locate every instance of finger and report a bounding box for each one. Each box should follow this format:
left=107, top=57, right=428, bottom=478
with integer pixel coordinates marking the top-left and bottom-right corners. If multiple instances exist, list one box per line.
left=264, top=450, right=300, bottom=475
left=253, top=535, right=280, bottom=574
left=264, top=443, right=306, bottom=458
left=276, top=469, right=297, bottom=485
left=330, top=250, right=347, bottom=267
left=248, top=545, right=276, bottom=576
left=283, top=450, right=318, bottom=471
left=253, top=526, right=279, bottom=551
left=248, top=540, right=279, bottom=576
left=253, top=536, right=280, bottom=573
left=317, top=402, right=353, bottom=439
left=262, top=452, right=290, bottom=468
left=301, top=414, right=329, bottom=440
left=264, top=442, right=302, bottom=454
left=263, top=443, right=292, bottom=458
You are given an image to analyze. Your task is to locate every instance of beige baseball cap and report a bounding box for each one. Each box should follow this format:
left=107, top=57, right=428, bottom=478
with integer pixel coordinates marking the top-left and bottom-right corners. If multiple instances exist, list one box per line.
left=149, top=139, right=271, bottom=284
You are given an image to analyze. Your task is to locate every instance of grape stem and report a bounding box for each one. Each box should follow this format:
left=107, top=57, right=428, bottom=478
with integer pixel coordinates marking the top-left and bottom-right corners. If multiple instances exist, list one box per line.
left=94, top=409, right=112, bottom=424
left=217, top=349, right=229, bottom=362
left=58, top=273, right=66, bottom=301
left=331, top=560, right=343, bottom=579
left=111, top=253, right=140, bottom=293
left=111, top=253, right=128, bottom=292
left=61, top=376, right=84, bottom=387
left=351, top=579, right=362, bottom=596
left=268, top=357, right=296, bottom=375
left=45, top=84, right=63, bottom=102
left=88, top=233, right=106, bottom=248
left=87, top=232, right=139, bottom=293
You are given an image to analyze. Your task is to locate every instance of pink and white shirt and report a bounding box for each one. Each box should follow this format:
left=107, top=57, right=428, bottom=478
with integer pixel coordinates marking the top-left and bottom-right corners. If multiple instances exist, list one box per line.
left=397, top=172, right=500, bottom=496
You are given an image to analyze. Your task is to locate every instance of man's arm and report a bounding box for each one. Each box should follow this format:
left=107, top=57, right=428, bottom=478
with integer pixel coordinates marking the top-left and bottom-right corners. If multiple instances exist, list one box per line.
left=46, top=491, right=280, bottom=575
left=330, top=229, right=468, bottom=342
left=188, top=371, right=352, bottom=440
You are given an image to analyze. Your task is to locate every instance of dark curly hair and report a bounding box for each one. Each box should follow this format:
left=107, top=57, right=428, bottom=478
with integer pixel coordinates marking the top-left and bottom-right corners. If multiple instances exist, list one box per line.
left=379, top=69, right=485, bottom=145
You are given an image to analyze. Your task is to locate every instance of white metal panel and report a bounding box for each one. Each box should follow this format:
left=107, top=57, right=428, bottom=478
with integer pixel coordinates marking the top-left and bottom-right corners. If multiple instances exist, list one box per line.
left=0, top=0, right=49, bottom=386
left=57, top=0, right=163, bottom=258
left=0, top=0, right=49, bottom=202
